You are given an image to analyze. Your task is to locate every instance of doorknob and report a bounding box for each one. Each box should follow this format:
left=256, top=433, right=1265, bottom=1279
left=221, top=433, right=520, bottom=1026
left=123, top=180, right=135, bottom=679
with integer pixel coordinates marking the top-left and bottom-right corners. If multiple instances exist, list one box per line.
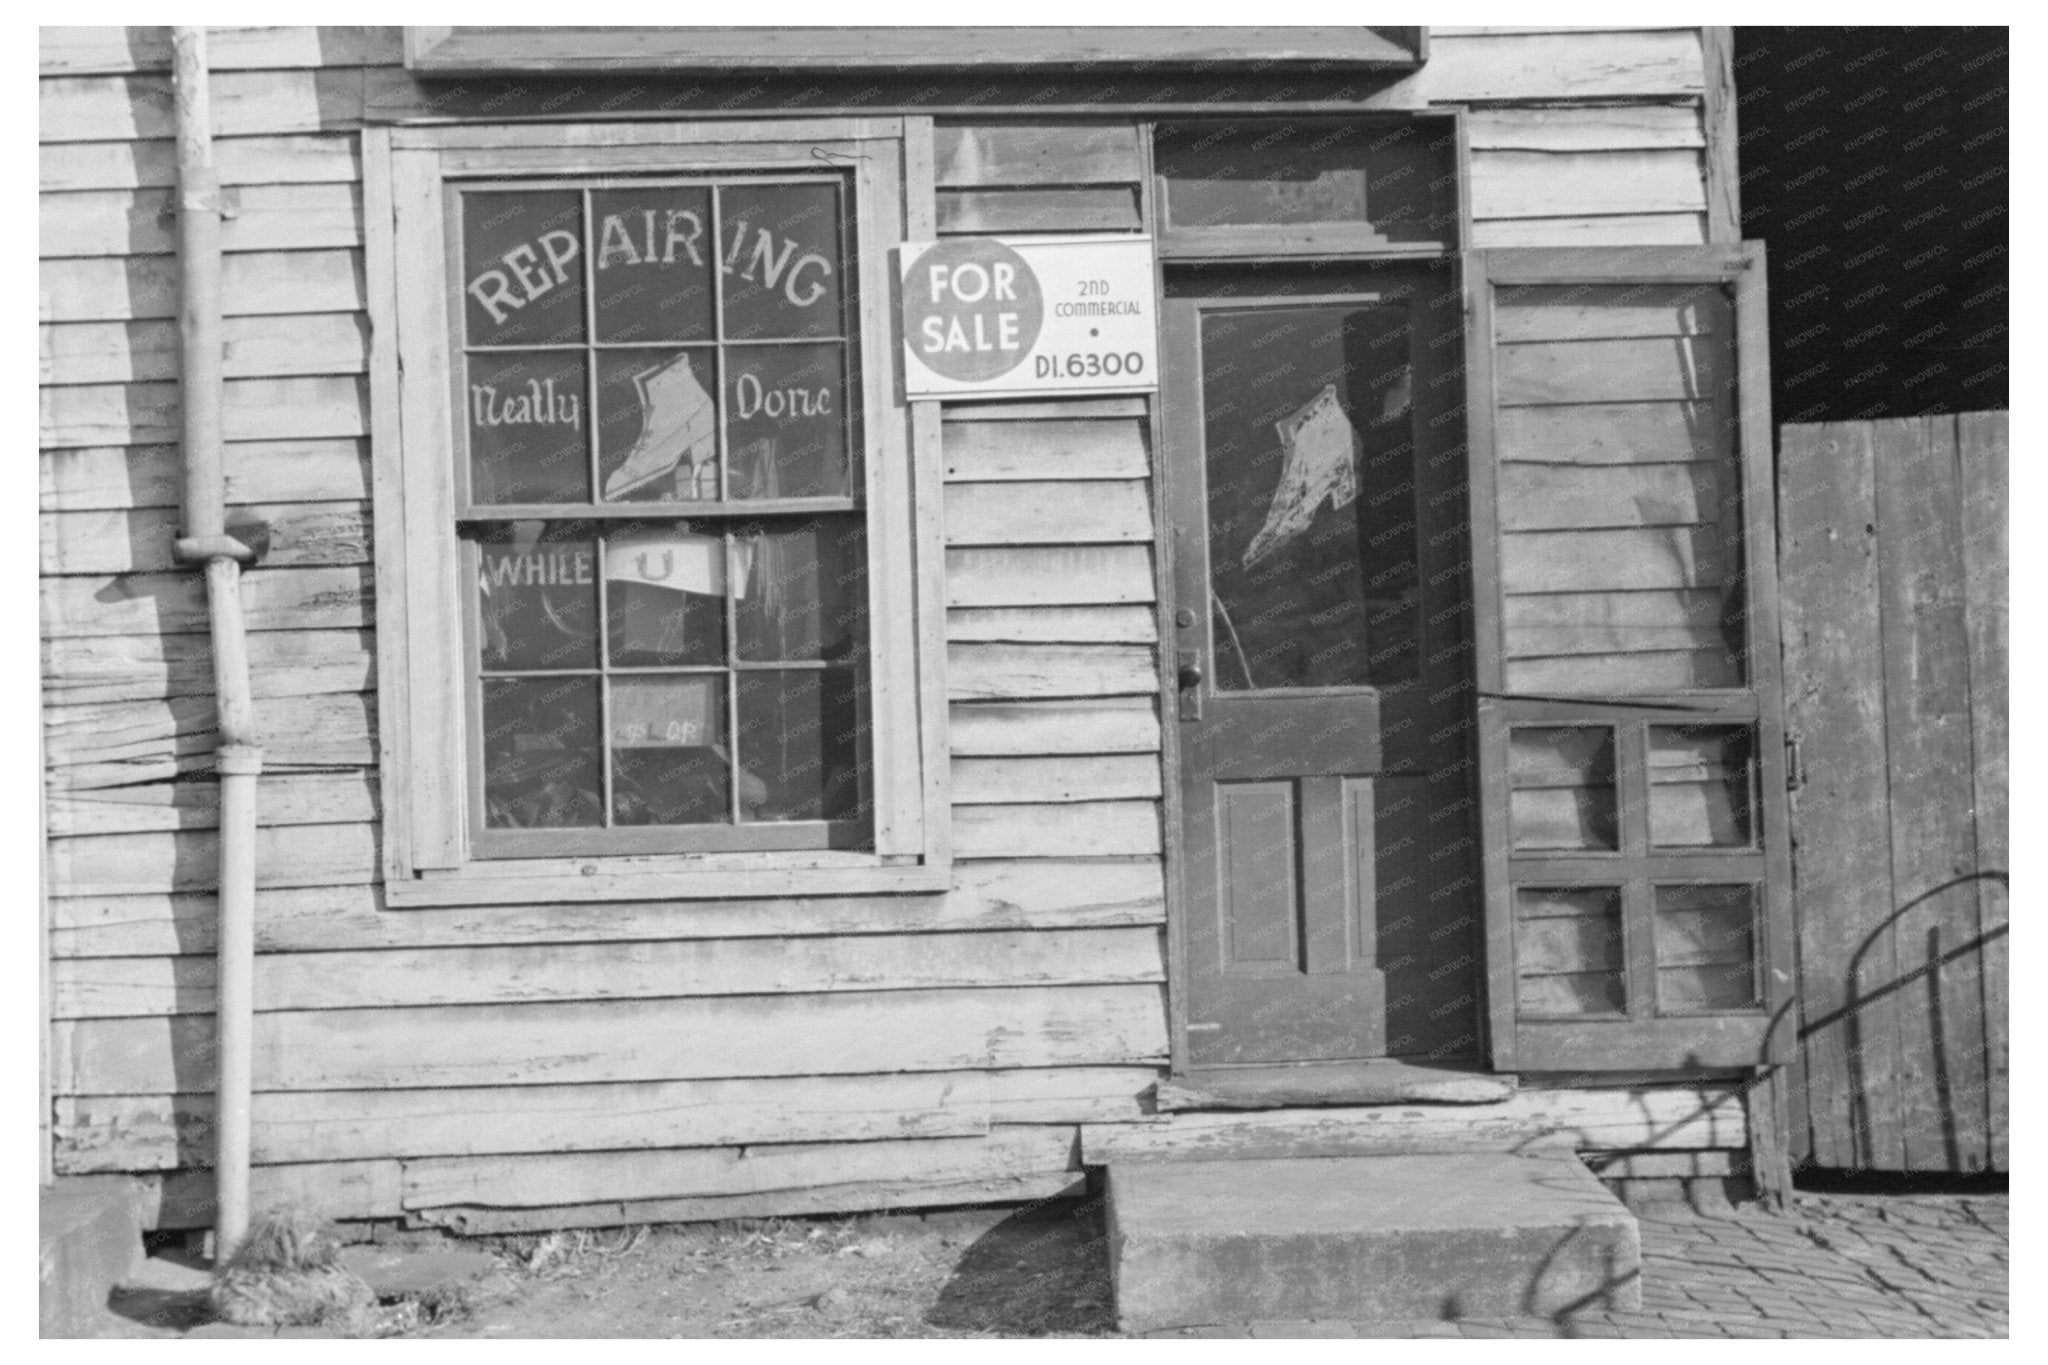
left=1177, top=655, right=1204, bottom=690
left=1176, top=651, right=1204, bottom=721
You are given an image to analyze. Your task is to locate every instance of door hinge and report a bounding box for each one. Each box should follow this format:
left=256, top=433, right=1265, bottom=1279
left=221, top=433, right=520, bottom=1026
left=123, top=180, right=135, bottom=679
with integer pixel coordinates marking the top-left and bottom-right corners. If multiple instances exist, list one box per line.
left=1785, top=735, right=1804, bottom=791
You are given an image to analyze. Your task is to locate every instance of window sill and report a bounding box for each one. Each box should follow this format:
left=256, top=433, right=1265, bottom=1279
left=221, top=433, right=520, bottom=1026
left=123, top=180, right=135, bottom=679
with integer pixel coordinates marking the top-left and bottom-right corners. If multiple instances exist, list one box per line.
left=384, top=853, right=952, bottom=907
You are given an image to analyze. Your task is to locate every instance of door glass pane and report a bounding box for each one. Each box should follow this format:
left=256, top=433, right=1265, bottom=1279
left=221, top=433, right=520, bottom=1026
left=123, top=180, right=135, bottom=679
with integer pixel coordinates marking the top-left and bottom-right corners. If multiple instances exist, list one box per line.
left=1202, top=305, right=1419, bottom=690
left=1648, top=724, right=1756, bottom=847
left=1157, top=120, right=1455, bottom=244
left=1508, top=726, right=1618, bottom=851
left=1514, top=886, right=1625, bottom=1016
left=1655, top=883, right=1759, bottom=1011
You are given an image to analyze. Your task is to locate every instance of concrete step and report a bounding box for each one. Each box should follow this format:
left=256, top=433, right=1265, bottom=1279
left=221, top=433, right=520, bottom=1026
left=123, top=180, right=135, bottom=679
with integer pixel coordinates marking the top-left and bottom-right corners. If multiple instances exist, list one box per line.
left=1107, top=1151, right=1641, bottom=1333
left=40, top=1180, right=144, bottom=1338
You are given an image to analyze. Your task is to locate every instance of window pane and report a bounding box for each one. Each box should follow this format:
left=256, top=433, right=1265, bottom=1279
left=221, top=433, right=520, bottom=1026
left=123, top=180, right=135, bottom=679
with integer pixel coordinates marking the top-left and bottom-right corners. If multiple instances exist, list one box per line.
left=590, top=187, right=714, bottom=344
left=735, top=518, right=866, bottom=662
left=481, top=676, right=602, bottom=828
left=1201, top=305, right=1419, bottom=689
left=466, top=351, right=589, bottom=504
left=726, top=344, right=851, bottom=499
left=462, top=190, right=586, bottom=347
left=1157, top=120, right=1454, bottom=242
left=1648, top=724, right=1756, bottom=847
left=1508, top=726, right=1618, bottom=851
left=719, top=183, right=844, bottom=340
left=1514, top=886, right=1624, bottom=1016
left=736, top=668, right=864, bottom=823
left=610, top=675, right=730, bottom=826
left=597, top=350, right=718, bottom=502
left=603, top=525, right=729, bottom=666
left=1655, top=883, right=1759, bottom=1011
left=476, top=522, right=597, bottom=671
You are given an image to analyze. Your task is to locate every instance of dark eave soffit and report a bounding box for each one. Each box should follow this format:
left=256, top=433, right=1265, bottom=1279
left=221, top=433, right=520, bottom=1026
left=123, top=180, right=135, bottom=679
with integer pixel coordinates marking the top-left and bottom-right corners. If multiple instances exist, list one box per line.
left=403, top=26, right=1429, bottom=75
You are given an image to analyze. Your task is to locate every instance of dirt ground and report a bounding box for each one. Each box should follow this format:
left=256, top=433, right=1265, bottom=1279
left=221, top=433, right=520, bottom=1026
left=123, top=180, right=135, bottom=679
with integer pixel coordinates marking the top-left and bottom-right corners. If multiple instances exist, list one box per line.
left=101, top=1185, right=2006, bottom=1340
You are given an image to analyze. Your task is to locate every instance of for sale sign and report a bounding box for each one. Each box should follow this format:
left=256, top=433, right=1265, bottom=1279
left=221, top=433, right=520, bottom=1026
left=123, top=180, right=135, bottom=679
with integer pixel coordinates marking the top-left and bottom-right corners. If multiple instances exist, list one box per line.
left=898, top=235, right=1158, bottom=399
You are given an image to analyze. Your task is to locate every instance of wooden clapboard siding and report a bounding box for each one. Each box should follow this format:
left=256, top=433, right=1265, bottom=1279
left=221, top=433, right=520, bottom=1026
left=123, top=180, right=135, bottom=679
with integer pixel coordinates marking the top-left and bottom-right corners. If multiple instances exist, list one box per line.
left=937, top=188, right=1141, bottom=234
left=44, top=691, right=373, bottom=788
left=952, top=756, right=1162, bottom=806
left=41, top=502, right=370, bottom=575
left=41, top=133, right=363, bottom=192
left=39, top=71, right=393, bottom=143
left=40, top=375, right=368, bottom=448
left=41, top=250, right=367, bottom=323
left=1470, top=150, right=1703, bottom=220
left=56, top=1066, right=1158, bottom=1172
left=52, top=983, right=1170, bottom=1094
left=947, top=546, right=1154, bottom=607
left=46, top=771, right=378, bottom=837
left=942, top=418, right=1149, bottom=482
left=40, top=183, right=361, bottom=258
left=1472, top=215, right=1706, bottom=248
left=947, top=644, right=1154, bottom=701
left=42, top=629, right=375, bottom=706
left=1466, top=106, right=1703, bottom=152
left=946, top=606, right=1156, bottom=644
left=1780, top=417, right=2006, bottom=1173
left=50, top=859, right=1167, bottom=959
left=1496, top=402, right=1723, bottom=464
left=953, top=802, right=1161, bottom=859
left=39, top=26, right=403, bottom=76
left=943, top=480, right=1150, bottom=546
left=40, top=313, right=369, bottom=385
left=949, top=699, right=1160, bottom=757
left=1496, top=465, right=1720, bottom=532
left=41, top=440, right=370, bottom=513
left=51, top=926, right=1163, bottom=1019
left=41, top=566, right=370, bottom=639
left=47, top=823, right=380, bottom=897
left=934, top=120, right=1145, bottom=236
left=1416, top=29, right=1706, bottom=102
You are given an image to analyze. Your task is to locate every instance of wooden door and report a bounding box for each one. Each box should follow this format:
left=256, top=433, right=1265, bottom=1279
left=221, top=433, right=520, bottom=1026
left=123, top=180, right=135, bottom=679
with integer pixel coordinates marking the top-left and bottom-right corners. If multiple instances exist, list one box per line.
left=1165, top=262, right=1482, bottom=1068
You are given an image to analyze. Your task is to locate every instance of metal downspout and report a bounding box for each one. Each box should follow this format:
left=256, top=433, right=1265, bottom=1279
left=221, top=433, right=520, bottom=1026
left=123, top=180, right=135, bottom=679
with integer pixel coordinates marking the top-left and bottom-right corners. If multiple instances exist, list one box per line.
left=172, top=26, right=262, bottom=1261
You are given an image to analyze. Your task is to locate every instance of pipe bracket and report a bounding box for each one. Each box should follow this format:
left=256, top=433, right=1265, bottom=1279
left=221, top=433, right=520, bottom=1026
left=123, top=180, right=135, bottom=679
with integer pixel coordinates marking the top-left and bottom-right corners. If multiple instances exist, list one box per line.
left=173, top=534, right=259, bottom=565
left=216, top=745, right=266, bottom=776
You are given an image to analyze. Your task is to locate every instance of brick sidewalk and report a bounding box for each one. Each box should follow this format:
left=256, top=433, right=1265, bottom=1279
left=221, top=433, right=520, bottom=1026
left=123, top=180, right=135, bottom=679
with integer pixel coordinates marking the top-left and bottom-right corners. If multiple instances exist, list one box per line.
left=1145, top=1192, right=2008, bottom=1339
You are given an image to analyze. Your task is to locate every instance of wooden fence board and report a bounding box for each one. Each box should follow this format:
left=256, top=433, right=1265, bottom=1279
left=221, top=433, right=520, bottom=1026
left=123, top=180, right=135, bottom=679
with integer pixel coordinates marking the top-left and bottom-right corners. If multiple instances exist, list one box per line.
left=49, top=858, right=1168, bottom=959
left=1872, top=416, right=1987, bottom=1171
left=52, top=983, right=1171, bottom=1093
left=1958, top=412, right=2009, bottom=1169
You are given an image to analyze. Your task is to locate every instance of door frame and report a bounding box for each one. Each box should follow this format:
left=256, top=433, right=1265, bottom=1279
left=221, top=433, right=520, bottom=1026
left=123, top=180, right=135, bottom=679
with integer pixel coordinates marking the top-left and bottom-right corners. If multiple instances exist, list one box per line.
left=1143, top=109, right=1476, bottom=1077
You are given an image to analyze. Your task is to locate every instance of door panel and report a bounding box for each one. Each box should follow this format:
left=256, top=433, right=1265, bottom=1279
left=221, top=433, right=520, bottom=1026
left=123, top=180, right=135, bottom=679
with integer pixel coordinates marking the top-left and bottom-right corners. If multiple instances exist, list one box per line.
left=1167, top=263, right=1480, bottom=1068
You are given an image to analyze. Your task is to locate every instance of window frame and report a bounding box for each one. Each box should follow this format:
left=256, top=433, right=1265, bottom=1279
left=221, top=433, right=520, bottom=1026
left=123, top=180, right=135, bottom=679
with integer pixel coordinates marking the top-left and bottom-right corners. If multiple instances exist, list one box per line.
left=367, top=118, right=950, bottom=906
